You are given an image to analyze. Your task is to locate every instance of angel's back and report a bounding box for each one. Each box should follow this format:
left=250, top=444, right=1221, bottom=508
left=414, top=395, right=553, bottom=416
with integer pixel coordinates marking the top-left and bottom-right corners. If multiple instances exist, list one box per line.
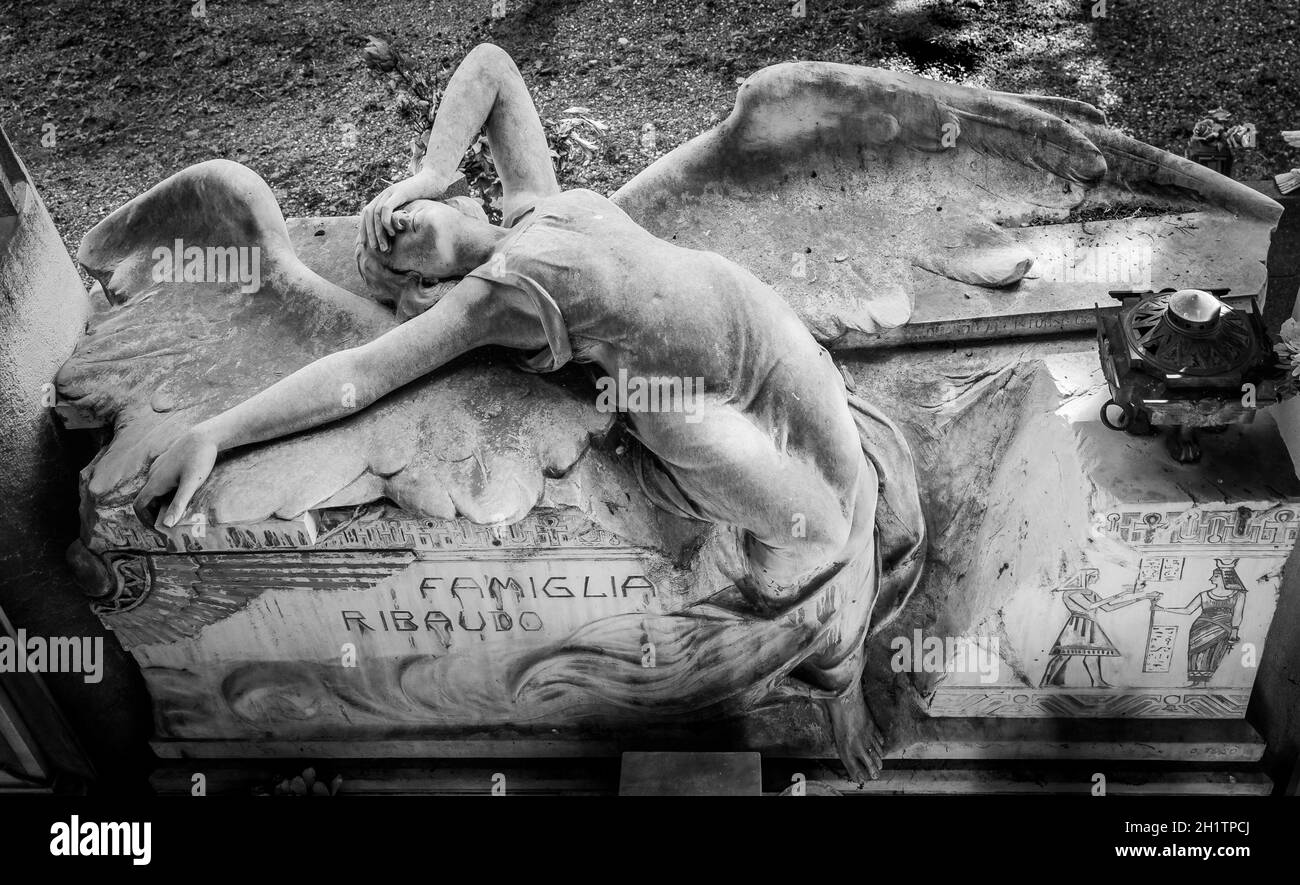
left=465, top=186, right=869, bottom=594
left=466, top=188, right=830, bottom=407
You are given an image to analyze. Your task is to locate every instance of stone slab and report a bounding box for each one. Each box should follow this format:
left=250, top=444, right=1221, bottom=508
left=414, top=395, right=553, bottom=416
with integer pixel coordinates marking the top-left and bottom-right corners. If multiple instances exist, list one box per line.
left=782, top=764, right=1273, bottom=796
left=896, top=717, right=1264, bottom=762
left=860, top=211, right=1274, bottom=348
left=149, top=715, right=1262, bottom=763
left=618, top=751, right=762, bottom=796
left=147, top=758, right=1273, bottom=796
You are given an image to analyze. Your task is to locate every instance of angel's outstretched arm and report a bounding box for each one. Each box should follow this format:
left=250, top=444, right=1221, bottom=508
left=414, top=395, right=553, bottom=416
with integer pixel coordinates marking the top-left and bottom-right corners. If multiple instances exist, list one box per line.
left=134, top=276, right=538, bottom=526
left=362, top=42, right=559, bottom=250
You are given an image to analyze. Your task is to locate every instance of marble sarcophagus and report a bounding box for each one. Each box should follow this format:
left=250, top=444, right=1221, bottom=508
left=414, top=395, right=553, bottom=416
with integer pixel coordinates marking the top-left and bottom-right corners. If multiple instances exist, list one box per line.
left=56, top=61, right=1296, bottom=773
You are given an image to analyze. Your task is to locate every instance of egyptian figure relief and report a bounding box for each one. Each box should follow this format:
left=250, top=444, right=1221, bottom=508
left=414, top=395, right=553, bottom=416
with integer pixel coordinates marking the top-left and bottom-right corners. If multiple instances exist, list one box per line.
left=1153, top=558, right=1251, bottom=686
left=929, top=507, right=1294, bottom=718
left=1038, top=569, right=1159, bottom=690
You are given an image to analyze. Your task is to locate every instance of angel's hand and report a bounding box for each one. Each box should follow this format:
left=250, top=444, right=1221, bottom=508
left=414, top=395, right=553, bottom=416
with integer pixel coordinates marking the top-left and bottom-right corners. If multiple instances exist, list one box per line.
left=133, top=427, right=219, bottom=529
left=360, top=168, right=448, bottom=252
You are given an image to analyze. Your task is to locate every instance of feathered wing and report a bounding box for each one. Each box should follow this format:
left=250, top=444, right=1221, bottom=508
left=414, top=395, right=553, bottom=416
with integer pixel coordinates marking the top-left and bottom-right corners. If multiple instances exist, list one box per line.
left=614, top=63, right=1281, bottom=346
left=58, top=160, right=613, bottom=547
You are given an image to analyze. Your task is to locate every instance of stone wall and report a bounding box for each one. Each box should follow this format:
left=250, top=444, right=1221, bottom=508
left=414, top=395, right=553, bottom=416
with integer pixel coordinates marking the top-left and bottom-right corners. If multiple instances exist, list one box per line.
left=1254, top=191, right=1300, bottom=791
left=0, top=127, right=151, bottom=791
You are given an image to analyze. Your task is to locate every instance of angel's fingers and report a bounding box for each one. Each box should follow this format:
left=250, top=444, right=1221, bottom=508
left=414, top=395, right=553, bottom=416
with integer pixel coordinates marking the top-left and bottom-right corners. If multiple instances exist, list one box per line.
left=364, top=195, right=385, bottom=251
left=133, top=471, right=170, bottom=528
left=163, top=470, right=205, bottom=529
left=132, top=490, right=153, bottom=528
left=372, top=199, right=392, bottom=252
left=379, top=202, right=398, bottom=240
left=367, top=200, right=387, bottom=252
left=361, top=204, right=377, bottom=251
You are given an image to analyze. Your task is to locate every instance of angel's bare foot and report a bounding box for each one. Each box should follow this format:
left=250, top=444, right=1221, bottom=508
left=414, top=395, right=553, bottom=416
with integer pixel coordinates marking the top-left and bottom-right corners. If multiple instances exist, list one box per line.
left=820, top=687, right=884, bottom=783
left=1165, top=425, right=1200, bottom=463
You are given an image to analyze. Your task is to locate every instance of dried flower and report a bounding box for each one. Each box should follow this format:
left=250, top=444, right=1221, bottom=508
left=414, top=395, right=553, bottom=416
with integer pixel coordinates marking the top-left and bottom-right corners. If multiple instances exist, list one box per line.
left=1273, top=319, right=1300, bottom=379
left=363, top=36, right=401, bottom=73
left=1279, top=318, right=1299, bottom=347
left=1227, top=123, right=1258, bottom=149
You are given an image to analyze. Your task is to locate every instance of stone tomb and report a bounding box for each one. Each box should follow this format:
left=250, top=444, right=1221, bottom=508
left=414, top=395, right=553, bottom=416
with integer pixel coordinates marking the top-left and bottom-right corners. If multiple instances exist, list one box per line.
left=55, top=63, right=1298, bottom=780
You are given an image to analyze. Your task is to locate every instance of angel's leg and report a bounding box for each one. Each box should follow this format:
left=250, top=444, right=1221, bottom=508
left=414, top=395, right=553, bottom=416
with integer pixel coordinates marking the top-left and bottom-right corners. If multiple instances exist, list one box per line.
left=788, top=500, right=884, bottom=782
left=796, top=622, right=885, bottom=781
left=630, top=394, right=880, bottom=779
left=637, top=405, right=866, bottom=600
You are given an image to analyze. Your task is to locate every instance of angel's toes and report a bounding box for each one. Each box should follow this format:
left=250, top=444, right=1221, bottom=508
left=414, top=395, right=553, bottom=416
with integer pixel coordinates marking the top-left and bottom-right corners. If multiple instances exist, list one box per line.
left=840, top=728, right=882, bottom=783
left=821, top=689, right=884, bottom=783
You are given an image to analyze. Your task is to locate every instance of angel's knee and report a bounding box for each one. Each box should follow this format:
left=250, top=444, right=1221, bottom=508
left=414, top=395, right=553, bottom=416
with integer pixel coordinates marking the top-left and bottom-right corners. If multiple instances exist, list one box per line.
left=744, top=456, right=878, bottom=595
left=746, top=498, right=852, bottom=585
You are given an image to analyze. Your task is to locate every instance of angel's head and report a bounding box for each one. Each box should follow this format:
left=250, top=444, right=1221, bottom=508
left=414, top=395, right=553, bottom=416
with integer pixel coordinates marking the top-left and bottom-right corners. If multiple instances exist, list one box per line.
left=355, top=196, right=499, bottom=318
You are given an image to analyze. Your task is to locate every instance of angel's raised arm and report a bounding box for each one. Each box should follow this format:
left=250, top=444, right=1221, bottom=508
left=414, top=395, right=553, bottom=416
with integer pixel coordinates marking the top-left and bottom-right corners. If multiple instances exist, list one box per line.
left=362, top=43, right=560, bottom=250
left=424, top=43, right=559, bottom=215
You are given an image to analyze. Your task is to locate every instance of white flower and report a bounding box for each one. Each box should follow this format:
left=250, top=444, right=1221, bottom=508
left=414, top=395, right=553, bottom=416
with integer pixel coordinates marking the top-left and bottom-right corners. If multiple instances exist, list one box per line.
left=1281, top=318, right=1300, bottom=344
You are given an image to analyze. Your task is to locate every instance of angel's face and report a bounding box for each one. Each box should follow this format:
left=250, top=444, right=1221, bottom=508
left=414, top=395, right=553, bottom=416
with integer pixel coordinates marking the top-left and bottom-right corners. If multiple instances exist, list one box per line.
left=385, top=199, right=475, bottom=280
left=356, top=198, right=501, bottom=316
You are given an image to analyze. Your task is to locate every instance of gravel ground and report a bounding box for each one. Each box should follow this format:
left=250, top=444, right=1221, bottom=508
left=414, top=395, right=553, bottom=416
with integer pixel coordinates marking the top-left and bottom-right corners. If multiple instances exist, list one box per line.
left=0, top=0, right=1296, bottom=259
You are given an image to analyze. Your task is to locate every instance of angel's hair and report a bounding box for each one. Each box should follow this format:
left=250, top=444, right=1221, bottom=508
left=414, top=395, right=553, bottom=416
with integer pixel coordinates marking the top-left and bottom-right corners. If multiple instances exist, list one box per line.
left=355, top=196, right=487, bottom=320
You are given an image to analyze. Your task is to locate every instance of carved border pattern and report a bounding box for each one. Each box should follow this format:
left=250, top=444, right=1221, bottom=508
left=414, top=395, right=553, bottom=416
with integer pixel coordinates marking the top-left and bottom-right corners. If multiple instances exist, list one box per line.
left=1102, top=508, right=1297, bottom=548
left=100, top=551, right=417, bottom=647
left=89, top=553, right=154, bottom=616
left=311, top=509, right=629, bottom=552
left=91, top=506, right=633, bottom=554
left=928, top=687, right=1251, bottom=718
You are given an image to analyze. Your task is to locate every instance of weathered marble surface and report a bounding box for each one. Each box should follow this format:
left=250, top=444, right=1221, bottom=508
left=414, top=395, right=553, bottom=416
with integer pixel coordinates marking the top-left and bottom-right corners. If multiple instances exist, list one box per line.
left=55, top=62, right=1293, bottom=764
